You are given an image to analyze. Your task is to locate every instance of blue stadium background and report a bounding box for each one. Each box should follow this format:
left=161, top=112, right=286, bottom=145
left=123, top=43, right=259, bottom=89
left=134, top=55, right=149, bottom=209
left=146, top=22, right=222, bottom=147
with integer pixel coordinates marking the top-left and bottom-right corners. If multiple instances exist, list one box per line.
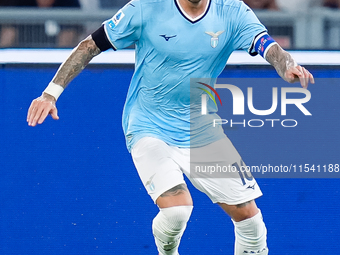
left=1, top=63, right=339, bottom=254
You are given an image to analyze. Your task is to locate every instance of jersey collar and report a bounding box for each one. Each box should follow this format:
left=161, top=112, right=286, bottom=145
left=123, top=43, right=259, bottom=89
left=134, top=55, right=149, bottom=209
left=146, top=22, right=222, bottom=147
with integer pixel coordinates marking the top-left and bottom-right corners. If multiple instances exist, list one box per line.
left=174, top=0, right=211, bottom=24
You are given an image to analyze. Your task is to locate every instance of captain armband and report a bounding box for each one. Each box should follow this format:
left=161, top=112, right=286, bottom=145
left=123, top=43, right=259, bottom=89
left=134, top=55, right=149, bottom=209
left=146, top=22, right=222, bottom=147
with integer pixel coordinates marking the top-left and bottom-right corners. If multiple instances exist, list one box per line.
left=253, top=32, right=278, bottom=58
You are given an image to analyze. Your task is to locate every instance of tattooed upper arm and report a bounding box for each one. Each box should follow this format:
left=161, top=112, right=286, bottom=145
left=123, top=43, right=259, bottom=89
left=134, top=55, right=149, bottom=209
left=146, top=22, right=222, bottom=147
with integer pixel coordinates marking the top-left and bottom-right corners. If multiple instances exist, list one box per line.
left=265, top=44, right=297, bottom=82
left=52, top=35, right=101, bottom=88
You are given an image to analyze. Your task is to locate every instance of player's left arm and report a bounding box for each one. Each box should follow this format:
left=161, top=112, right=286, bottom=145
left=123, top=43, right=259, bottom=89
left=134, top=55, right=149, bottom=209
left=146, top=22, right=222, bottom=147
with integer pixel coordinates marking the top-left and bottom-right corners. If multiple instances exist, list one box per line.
left=234, top=1, right=314, bottom=88
left=265, top=44, right=315, bottom=89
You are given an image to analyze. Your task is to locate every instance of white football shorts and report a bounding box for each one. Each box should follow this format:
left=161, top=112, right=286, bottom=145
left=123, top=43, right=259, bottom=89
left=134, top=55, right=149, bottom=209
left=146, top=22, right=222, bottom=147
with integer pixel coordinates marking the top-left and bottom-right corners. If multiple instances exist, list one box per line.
left=131, top=136, right=262, bottom=205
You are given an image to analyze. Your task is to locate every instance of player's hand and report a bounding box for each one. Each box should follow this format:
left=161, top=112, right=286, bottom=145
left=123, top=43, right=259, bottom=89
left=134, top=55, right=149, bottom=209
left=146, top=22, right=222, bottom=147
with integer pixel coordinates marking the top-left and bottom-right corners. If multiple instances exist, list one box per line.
left=27, top=93, right=59, bottom=127
left=284, top=65, right=315, bottom=89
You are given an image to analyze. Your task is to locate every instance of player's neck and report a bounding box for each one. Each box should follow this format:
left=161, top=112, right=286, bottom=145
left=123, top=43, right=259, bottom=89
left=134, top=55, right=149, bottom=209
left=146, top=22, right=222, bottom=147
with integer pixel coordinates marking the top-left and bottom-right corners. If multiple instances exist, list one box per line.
left=178, top=0, right=209, bottom=19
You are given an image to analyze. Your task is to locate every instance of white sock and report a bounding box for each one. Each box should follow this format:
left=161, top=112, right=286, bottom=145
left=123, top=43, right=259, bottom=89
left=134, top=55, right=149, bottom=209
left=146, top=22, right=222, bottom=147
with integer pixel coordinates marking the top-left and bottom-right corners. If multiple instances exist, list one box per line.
left=233, top=209, right=269, bottom=255
left=152, top=205, right=193, bottom=255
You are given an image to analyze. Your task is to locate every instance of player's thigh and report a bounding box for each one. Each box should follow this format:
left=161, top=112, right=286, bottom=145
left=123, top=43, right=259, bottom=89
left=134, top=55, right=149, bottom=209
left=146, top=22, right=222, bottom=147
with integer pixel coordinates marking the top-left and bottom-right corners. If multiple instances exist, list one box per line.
left=131, top=137, right=192, bottom=206
left=156, top=183, right=193, bottom=208
left=184, top=136, right=263, bottom=206
left=218, top=200, right=259, bottom=222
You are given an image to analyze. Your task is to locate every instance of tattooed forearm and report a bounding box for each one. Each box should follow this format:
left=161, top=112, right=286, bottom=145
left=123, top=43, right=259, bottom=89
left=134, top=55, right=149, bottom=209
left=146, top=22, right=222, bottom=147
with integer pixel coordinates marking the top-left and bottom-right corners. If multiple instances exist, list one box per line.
left=52, top=35, right=101, bottom=88
left=265, top=44, right=297, bottom=82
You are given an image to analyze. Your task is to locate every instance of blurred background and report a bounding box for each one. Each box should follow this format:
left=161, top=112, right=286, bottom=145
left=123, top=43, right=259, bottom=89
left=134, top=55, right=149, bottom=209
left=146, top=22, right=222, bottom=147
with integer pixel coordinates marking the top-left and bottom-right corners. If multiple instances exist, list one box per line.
left=1, top=1, right=340, bottom=255
left=1, top=0, right=340, bottom=49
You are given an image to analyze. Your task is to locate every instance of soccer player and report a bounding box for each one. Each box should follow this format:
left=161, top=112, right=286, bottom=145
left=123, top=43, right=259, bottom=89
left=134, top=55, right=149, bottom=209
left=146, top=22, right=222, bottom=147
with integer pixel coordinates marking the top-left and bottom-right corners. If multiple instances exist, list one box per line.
left=27, top=0, right=314, bottom=254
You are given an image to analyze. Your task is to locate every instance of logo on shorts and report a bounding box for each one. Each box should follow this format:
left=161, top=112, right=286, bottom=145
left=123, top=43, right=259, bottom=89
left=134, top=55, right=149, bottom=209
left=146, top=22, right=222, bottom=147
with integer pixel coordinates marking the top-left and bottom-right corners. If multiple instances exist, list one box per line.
left=148, top=182, right=155, bottom=191
left=246, top=184, right=256, bottom=190
left=145, top=174, right=156, bottom=192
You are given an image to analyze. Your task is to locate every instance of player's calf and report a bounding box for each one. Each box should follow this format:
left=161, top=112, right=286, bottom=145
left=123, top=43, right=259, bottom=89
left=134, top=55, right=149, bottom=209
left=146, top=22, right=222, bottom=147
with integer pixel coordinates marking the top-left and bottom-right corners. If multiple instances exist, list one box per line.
left=233, top=209, right=268, bottom=255
left=152, top=205, right=193, bottom=255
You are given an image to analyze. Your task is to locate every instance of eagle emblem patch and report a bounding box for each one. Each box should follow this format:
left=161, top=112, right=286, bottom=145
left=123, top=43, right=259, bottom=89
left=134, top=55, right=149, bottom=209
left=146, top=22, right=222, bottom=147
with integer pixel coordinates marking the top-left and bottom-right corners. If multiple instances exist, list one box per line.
left=205, top=31, right=225, bottom=48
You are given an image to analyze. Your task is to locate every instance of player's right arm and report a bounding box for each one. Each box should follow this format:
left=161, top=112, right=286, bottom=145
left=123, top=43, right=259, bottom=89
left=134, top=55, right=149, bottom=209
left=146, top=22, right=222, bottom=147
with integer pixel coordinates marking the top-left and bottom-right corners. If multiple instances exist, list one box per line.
left=27, top=35, right=101, bottom=127
left=27, top=1, right=141, bottom=127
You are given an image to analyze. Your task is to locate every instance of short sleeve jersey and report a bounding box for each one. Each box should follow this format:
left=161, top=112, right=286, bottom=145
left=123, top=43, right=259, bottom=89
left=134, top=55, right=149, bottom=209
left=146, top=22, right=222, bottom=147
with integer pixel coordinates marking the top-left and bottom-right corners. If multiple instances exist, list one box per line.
left=102, top=0, right=267, bottom=151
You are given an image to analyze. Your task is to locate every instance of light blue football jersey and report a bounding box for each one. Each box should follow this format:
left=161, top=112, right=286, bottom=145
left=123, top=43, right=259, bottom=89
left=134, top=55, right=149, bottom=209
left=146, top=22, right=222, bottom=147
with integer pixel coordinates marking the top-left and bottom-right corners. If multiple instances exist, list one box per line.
left=102, top=0, right=267, bottom=151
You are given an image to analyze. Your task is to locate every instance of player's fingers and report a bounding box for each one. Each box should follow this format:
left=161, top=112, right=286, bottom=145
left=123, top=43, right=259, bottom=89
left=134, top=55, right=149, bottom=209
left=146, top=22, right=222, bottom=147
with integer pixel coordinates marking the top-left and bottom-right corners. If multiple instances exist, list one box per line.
left=306, top=68, right=315, bottom=84
left=301, top=67, right=315, bottom=89
left=285, top=66, right=314, bottom=88
left=29, top=98, right=53, bottom=126
left=291, top=66, right=311, bottom=88
left=27, top=102, right=33, bottom=121
left=286, top=67, right=302, bottom=83
left=37, top=106, right=51, bottom=125
left=291, top=66, right=303, bottom=77
left=30, top=105, right=45, bottom=127
left=40, top=100, right=59, bottom=124
left=296, top=66, right=306, bottom=79
left=28, top=95, right=58, bottom=126
left=299, top=67, right=309, bottom=89
left=50, top=107, right=59, bottom=121
left=27, top=99, right=38, bottom=122
left=28, top=100, right=41, bottom=126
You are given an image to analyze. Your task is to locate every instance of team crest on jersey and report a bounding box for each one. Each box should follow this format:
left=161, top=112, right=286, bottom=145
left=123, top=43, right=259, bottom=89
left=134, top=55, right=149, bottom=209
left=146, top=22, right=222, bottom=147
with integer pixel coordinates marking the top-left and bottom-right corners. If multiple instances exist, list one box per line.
left=108, top=10, right=125, bottom=30
left=205, top=31, right=225, bottom=48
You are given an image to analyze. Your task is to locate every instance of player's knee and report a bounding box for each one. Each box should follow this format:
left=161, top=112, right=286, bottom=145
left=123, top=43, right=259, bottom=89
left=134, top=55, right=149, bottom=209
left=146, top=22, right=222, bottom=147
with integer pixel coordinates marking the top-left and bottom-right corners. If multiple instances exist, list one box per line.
left=152, top=205, right=193, bottom=255
left=233, top=209, right=268, bottom=255
left=153, top=205, right=193, bottom=234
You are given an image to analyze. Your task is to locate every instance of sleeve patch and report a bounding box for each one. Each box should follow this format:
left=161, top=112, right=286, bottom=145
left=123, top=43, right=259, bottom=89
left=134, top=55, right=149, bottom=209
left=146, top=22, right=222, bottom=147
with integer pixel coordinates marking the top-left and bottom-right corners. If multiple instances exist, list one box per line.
left=108, top=10, right=125, bottom=30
